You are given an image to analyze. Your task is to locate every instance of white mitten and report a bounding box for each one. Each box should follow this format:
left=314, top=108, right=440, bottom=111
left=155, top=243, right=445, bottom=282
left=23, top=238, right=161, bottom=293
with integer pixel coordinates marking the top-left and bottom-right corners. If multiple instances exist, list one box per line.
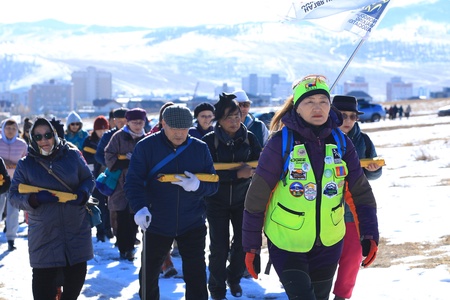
left=172, top=171, right=200, bottom=192
left=134, top=207, right=152, bottom=231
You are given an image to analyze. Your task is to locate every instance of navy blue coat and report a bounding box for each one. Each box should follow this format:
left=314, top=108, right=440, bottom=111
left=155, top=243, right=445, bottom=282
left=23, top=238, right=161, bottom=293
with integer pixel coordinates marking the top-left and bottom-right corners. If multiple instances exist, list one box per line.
left=125, top=130, right=219, bottom=237
left=9, top=140, right=95, bottom=268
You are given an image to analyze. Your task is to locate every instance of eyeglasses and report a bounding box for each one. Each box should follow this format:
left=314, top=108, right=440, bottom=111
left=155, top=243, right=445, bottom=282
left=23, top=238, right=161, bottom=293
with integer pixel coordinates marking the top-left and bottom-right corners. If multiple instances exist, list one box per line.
left=33, top=132, right=54, bottom=141
left=238, top=103, right=250, bottom=108
left=70, top=122, right=81, bottom=126
left=342, top=113, right=358, bottom=121
left=199, top=115, right=213, bottom=119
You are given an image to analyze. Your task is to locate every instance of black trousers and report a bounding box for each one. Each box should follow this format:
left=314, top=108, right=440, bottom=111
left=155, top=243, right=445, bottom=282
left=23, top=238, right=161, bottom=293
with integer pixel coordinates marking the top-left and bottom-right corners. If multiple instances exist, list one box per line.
left=32, top=261, right=87, bottom=300
left=116, top=205, right=137, bottom=254
left=139, top=225, right=208, bottom=300
left=92, top=188, right=111, bottom=237
left=206, top=201, right=245, bottom=298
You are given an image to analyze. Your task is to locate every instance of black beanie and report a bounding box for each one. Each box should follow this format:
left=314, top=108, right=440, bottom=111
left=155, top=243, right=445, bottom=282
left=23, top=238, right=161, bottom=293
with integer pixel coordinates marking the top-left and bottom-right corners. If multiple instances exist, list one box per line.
left=194, top=102, right=215, bottom=119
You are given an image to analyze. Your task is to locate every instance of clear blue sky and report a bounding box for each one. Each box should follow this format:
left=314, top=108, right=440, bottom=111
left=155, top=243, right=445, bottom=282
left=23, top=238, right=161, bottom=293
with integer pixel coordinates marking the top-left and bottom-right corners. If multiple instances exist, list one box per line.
left=1, top=0, right=425, bottom=28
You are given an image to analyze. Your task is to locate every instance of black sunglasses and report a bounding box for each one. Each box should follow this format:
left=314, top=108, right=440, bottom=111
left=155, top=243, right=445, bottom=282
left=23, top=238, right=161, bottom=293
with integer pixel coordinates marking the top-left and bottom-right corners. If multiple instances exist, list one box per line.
left=33, top=132, right=54, bottom=141
left=70, top=122, right=81, bottom=126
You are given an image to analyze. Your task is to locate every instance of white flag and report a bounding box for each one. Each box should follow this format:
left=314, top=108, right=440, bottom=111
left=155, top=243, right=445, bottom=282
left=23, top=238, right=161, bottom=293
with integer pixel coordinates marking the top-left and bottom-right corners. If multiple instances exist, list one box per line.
left=341, top=0, right=391, bottom=39
left=290, top=0, right=378, bottom=20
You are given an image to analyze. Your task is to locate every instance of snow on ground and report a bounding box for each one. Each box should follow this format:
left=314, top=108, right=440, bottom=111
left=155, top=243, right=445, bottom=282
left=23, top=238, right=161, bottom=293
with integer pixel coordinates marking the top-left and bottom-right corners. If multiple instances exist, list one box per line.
left=1, top=113, right=450, bottom=299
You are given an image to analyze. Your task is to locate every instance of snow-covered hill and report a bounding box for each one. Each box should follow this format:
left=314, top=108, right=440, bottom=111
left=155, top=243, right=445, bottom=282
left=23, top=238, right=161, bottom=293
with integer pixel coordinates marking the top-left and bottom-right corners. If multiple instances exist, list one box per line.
left=1, top=1, right=449, bottom=100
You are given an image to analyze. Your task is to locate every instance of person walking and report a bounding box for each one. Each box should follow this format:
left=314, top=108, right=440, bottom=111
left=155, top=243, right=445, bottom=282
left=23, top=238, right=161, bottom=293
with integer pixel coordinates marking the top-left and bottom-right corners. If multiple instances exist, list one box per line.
left=202, top=93, right=262, bottom=300
left=189, top=102, right=215, bottom=139
left=105, top=108, right=147, bottom=261
left=145, top=101, right=179, bottom=278
left=233, top=89, right=269, bottom=147
left=21, top=117, right=33, bottom=144
left=64, top=111, right=89, bottom=150
left=0, top=118, right=27, bottom=251
left=9, top=117, right=95, bottom=300
left=331, top=95, right=382, bottom=300
left=242, top=75, right=379, bottom=300
left=82, top=115, right=111, bottom=242
left=95, top=107, right=129, bottom=239
left=125, top=105, right=218, bottom=300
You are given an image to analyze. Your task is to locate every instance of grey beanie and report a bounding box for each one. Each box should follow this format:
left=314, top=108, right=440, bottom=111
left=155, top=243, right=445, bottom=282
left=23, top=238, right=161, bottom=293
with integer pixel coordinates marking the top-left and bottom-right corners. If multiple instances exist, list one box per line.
left=163, top=106, right=193, bottom=129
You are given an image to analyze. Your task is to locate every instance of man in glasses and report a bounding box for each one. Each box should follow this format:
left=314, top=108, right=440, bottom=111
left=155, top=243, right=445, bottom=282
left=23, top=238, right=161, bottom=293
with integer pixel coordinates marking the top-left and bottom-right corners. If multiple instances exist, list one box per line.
left=332, top=95, right=382, bottom=300
left=64, top=111, right=89, bottom=150
left=233, top=89, right=269, bottom=147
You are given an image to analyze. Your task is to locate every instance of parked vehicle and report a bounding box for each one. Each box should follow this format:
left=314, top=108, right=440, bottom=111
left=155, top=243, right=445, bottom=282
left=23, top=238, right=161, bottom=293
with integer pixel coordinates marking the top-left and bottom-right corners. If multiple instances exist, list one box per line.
left=437, top=105, right=450, bottom=117
left=357, top=99, right=386, bottom=122
left=253, top=111, right=275, bottom=128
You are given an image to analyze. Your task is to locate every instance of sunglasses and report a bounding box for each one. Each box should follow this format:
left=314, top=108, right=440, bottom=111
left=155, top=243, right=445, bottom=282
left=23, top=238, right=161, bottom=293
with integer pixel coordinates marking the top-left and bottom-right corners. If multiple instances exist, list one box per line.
left=342, top=113, right=358, bottom=121
left=33, top=132, right=54, bottom=141
left=70, top=122, right=81, bottom=126
left=238, top=103, right=250, bottom=108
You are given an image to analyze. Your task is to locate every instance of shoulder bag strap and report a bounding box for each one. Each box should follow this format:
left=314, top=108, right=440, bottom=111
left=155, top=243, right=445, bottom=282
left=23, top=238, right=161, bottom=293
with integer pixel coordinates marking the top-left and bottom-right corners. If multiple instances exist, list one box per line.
left=37, top=160, right=73, bottom=192
left=147, top=138, right=193, bottom=179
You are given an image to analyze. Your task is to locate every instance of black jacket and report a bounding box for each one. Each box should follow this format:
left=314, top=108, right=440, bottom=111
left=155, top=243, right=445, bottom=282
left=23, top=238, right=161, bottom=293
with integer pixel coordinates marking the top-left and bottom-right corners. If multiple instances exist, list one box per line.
left=202, top=124, right=261, bottom=207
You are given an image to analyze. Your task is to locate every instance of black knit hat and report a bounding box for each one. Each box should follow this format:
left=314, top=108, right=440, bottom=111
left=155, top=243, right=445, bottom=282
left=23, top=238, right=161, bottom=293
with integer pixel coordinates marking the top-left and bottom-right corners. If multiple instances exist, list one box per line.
left=163, top=106, right=193, bottom=129
left=332, top=95, right=364, bottom=115
left=194, top=102, right=215, bottom=119
left=113, top=107, right=129, bottom=118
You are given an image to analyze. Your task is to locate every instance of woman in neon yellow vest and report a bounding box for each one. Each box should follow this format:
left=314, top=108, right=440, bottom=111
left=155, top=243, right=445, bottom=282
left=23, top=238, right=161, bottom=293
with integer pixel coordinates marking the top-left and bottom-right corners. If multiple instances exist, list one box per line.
left=242, top=75, right=379, bottom=300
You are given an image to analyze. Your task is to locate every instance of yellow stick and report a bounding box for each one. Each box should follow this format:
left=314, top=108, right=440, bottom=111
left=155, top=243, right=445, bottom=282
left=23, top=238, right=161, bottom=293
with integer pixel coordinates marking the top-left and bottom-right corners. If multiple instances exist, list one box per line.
left=18, top=184, right=77, bottom=203
left=360, top=157, right=386, bottom=167
left=157, top=174, right=219, bottom=182
left=213, top=161, right=258, bottom=170
left=83, top=146, right=96, bottom=154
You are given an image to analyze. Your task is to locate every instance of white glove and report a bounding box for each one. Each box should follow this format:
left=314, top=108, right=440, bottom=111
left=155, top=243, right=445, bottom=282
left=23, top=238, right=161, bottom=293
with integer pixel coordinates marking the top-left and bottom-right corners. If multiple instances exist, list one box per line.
left=134, top=207, right=151, bottom=231
left=172, top=171, right=200, bottom=192
left=126, top=152, right=133, bottom=160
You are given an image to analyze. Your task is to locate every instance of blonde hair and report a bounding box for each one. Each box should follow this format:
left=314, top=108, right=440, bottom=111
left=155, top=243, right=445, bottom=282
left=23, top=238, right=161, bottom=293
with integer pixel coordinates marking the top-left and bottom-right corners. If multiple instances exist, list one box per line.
left=269, top=95, right=294, bottom=133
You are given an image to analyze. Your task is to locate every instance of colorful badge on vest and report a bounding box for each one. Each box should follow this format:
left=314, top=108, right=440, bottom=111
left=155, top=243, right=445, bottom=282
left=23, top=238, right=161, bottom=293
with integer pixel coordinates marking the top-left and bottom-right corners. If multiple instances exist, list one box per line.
left=335, top=166, right=347, bottom=177
left=304, top=182, right=317, bottom=200
left=323, top=182, right=338, bottom=198
left=289, top=182, right=304, bottom=197
left=290, top=169, right=306, bottom=180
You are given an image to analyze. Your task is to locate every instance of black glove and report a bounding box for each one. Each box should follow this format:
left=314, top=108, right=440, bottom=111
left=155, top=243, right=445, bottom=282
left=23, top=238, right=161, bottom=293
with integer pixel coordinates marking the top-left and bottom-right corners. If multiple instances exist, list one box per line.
left=28, top=190, right=59, bottom=207
left=361, top=239, right=378, bottom=267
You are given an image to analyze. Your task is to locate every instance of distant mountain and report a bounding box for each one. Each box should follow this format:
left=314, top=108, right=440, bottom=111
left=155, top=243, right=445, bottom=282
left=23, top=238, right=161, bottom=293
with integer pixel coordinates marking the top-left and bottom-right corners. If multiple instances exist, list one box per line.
left=1, top=1, right=449, bottom=101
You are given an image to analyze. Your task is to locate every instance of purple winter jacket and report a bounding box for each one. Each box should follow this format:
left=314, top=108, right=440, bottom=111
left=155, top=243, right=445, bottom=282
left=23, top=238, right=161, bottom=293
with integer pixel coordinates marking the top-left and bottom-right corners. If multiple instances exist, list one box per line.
left=242, top=108, right=379, bottom=252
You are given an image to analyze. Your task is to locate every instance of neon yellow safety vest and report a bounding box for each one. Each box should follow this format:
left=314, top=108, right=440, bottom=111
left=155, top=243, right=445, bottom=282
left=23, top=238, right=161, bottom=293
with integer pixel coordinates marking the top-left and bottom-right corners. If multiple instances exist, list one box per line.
left=264, top=143, right=348, bottom=252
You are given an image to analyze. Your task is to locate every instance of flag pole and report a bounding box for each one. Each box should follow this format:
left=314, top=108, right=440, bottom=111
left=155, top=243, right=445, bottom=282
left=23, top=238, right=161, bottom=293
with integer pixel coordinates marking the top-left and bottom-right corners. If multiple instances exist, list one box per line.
left=330, top=38, right=366, bottom=93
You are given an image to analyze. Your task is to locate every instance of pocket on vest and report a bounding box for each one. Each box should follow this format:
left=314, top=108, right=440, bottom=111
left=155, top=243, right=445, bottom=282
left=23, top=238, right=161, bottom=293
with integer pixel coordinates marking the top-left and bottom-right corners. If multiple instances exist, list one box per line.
left=270, top=202, right=305, bottom=230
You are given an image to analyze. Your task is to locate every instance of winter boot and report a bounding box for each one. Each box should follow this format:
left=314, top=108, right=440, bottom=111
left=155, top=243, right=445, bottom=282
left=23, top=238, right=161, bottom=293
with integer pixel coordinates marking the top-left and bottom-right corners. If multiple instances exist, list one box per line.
left=7, top=240, right=16, bottom=251
left=161, top=253, right=178, bottom=278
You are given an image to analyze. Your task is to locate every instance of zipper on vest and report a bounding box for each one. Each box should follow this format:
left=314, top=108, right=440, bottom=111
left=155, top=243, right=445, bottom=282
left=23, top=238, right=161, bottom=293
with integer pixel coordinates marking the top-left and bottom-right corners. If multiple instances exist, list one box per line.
left=315, top=177, right=323, bottom=246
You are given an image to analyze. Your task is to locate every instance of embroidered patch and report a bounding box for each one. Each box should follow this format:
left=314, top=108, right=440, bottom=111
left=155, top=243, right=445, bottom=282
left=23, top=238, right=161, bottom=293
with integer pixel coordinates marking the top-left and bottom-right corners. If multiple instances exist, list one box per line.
left=335, top=166, right=347, bottom=177
left=289, top=182, right=304, bottom=197
left=304, top=182, right=317, bottom=201
left=290, top=169, right=306, bottom=180
left=323, top=182, right=338, bottom=198
left=332, top=148, right=342, bottom=164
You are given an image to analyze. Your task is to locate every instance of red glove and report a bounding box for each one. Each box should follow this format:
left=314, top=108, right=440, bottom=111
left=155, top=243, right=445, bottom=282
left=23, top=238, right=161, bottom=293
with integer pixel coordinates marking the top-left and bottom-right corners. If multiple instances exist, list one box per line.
left=245, top=252, right=261, bottom=279
left=361, top=239, right=378, bottom=267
